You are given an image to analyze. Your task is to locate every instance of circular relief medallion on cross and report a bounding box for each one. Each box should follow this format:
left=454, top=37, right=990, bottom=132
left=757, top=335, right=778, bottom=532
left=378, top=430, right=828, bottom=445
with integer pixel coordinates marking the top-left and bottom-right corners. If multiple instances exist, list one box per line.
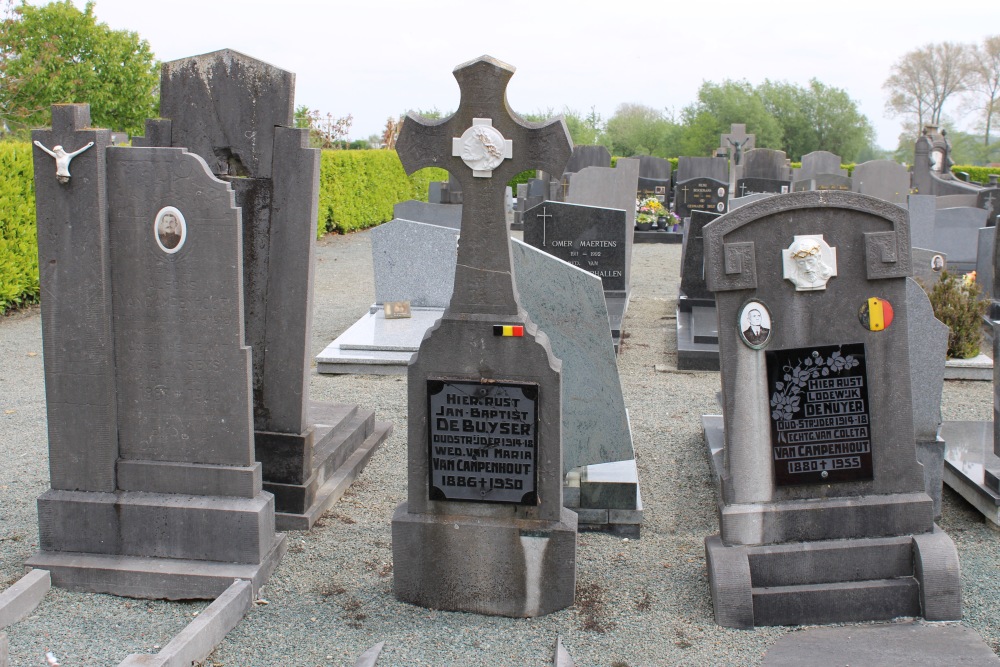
left=452, top=118, right=513, bottom=178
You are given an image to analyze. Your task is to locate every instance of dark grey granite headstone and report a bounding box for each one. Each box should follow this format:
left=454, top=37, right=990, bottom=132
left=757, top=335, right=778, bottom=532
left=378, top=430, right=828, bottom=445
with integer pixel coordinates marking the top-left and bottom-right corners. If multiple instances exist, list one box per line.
left=931, top=206, right=988, bottom=271
left=797, top=151, right=846, bottom=180
left=144, top=49, right=391, bottom=530
left=912, top=247, right=948, bottom=288
left=523, top=202, right=626, bottom=292
left=976, top=226, right=994, bottom=302
left=702, top=190, right=961, bottom=628
left=935, top=194, right=978, bottom=209
left=674, top=177, right=728, bottom=219
left=391, top=56, right=576, bottom=618
left=563, top=144, right=610, bottom=174
left=741, top=148, right=790, bottom=181
left=735, top=177, right=790, bottom=196
left=372, top=219, right=459, bottom=308
left=393, top=199, right=462, bottom=229
left=907, top=278, right=948, bottom=517
left=675, top=156, right=728, bottom=183
left=729, top=193, right=775, bottom=210
left=977, top=187, right=1000, bottom=226
left=635, top=155, right=672, bottom=201
left=908, top=195, right=938, bottom=251
left=158, top=49, right=293, bottom=179
left=27, top=105, right=286, bottom=599
left=679, top=210, right=719, bottom=302
left=792, top=173, right=852, bottom=192
left=852, top=160, right=911, bottom=205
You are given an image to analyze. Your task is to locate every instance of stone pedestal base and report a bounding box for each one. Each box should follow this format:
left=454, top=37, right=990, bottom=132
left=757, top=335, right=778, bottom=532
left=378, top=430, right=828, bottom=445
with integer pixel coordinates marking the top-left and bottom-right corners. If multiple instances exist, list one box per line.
left=705, top=527, right=961, bottom=629
left=256, top=401, right=392, bottom=531
left=391, top=503, right=577, bottom=617
left=27, top=489, right=285, bottom=600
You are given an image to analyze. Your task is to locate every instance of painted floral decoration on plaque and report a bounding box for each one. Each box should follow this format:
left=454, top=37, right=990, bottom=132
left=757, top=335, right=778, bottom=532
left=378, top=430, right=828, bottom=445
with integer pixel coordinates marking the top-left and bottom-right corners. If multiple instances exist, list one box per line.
left=452, top=118, right=512, bottom=177
left=782, top=234, right=838, bottom=291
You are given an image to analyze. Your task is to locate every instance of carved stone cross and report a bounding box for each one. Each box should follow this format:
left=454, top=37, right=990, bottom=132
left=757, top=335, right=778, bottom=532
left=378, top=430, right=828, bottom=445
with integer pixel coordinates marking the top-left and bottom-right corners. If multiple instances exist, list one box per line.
left=396, top=55, right=572, bottom=317
left=719, top=123, right=755, bottom=160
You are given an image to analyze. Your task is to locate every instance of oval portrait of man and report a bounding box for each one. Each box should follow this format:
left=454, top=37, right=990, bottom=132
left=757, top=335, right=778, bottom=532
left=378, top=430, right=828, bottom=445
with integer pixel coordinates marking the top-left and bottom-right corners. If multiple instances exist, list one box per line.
left=154, top=206, right=186, bottom=254
left=738, top=300, right=773, bottom=349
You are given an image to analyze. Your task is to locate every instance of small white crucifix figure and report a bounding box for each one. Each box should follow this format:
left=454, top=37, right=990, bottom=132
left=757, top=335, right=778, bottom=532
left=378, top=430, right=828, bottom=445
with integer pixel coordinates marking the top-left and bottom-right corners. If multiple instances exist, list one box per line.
left=452, top=118, right=512, bottom=178
left=33, top=140, right=95, bottom=183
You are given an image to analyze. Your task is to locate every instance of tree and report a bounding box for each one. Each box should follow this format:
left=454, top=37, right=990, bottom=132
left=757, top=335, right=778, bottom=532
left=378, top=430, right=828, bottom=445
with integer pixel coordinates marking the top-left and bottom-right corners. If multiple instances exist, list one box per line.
left=0, top=1, right=158, bottom=137
left=758, top=79, right=875, bottom=161
left=966, top=35, right=1000, bottom=146
left=601, top=103, right=681, bottom=157
left=884, top=42, right=972, bottom=130
left=294, top=105, right=353, bottom=149
left=679, top=80, right=782, bottom=156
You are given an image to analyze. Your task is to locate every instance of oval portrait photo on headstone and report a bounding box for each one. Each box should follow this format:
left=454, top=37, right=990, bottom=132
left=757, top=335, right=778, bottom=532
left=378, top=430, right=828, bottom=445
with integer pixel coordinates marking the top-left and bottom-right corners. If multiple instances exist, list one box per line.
left=154, top=206, right=186, bottom=254
left=738, top=300, right=772, bottom=349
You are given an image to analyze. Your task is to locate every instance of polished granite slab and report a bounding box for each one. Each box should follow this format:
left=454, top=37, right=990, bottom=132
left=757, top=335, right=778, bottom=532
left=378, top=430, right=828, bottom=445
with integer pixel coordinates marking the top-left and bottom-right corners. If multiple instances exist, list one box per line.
left=941, top=420, right=1000, bottom=525
left=315, top=307, right=443, bottom=375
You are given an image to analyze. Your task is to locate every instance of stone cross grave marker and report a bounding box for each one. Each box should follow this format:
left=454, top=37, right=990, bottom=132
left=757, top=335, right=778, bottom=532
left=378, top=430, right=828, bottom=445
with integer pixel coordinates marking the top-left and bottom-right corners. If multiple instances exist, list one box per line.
left=26, top=104, right=285, bottom=599
left=135, top=49, right=390, bottom=530
left=719, top=123, right=755, bottom=165
left=391, top=56, right=578, bottom=618
left=702, top=190, right=961, bottom=628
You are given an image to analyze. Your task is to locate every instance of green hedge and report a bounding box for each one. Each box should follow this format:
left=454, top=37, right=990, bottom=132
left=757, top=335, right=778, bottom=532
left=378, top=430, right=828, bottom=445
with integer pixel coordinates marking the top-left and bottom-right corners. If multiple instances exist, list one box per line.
left=0, top=143, right=38, bottom=313
left=317, top=150, right=448, bottom=236
left=954, top=165, right=1000, bottom=185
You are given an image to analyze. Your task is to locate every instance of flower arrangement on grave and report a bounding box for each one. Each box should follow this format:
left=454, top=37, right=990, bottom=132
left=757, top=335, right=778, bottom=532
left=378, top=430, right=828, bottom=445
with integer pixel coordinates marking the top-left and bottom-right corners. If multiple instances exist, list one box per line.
left=927, top=270, right=988, bottom=359
left=665, top=210, right=682, bottom=231
left=636, top=196, right=665, bottom=226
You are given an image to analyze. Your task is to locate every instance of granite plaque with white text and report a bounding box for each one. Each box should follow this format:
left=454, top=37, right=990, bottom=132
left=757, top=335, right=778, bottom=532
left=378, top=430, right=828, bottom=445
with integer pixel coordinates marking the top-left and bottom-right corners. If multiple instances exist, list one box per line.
left=766, top=343, right=873, bottom=486
left=427, top=380, right=538, bottom=504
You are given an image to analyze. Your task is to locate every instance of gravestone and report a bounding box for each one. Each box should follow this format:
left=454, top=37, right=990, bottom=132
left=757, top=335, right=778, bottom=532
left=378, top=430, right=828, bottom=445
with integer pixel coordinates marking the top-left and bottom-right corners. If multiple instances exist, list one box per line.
left=26, top=104, right=285, bottom=599
left=137, top=49, right=391, bottom=530
left=563, top=144, right=610, bottom=174
left=674, top=177, right=728, bottom=219
left=977, top=187, right=1000, bottom=226
left=796, top=151, right=847, bottom=180
left=677, top=210, right=722, bottom=370
left=791, top=173, right=852, bottom=192
left=428, top=180, right=444, bottom=204
left=907, top=195, right=938, bottom=251
left=907, top=279, right=949, bottom=518
left=523, top=201, right=628, bottom=347
left=977, top=226, right=995, bottom=302
left=393, top=199, right=462, bottom=229
left=702, top=190, right=961, bottom=628
left=315, top=217, right=642, bottom=533
left=741, top=148, right=791, bottom=181
left=935, top=194, right=978, bottom=209
left=675, top=156, right=729, bottom=183
left=930, top=206, right=989, bottom=272
left=912, top=248, right=948, bottom=288
left=635, top=155, right=672, bottom=202
left=852, top=160, right=911, bottom=205
left=391, top=56, right=577, bottom=617
left=729, top=193, right=776, bottom=210
left=735, top=177, right=790, bottom=197
left=719, top=124, right=755, bottom=166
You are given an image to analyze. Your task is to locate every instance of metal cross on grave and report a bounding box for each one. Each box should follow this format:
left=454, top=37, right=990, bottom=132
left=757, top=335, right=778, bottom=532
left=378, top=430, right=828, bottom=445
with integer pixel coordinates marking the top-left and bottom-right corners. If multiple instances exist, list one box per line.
left=718, top=123, right=755, bottom=159
left=396, top=56, right=572, bottom=317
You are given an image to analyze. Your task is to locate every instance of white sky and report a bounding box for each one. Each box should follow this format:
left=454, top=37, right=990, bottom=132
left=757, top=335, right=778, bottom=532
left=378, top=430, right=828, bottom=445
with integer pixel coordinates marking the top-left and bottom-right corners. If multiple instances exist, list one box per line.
left=56, top=0, right=1000, bottom=149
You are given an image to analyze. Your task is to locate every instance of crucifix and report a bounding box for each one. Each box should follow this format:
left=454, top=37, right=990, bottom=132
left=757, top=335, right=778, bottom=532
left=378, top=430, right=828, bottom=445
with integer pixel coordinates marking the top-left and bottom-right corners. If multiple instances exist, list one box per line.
left=536, top=206, right=553, bottom=246
left=719, top=123, right=755, bottom=162
left=396, top=56, right=572, bottom=317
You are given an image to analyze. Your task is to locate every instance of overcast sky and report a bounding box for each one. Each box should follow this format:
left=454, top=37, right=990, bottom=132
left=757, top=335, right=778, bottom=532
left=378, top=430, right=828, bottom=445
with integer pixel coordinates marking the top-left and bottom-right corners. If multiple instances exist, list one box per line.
left=56, top=0, right=999, bottom=150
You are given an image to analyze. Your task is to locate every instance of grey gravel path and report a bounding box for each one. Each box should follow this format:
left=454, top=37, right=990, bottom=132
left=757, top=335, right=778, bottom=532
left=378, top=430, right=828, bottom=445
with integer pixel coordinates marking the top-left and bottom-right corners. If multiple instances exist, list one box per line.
left=0, top=232, right=997, bottom=666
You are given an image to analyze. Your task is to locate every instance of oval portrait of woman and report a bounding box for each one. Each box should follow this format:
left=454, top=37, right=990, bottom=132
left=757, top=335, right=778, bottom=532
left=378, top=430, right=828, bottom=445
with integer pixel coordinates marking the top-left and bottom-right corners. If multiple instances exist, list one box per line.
left=738, top=300, right=772, bottom=349
left=154, top=206, right=186, bottom=254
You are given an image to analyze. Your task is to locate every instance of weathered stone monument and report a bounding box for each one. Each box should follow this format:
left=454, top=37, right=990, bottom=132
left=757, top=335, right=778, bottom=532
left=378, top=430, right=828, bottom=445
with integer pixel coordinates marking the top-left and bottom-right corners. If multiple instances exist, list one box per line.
left=391, top=56, right=577, bottom=616
left=701, top=191, right=961, bottom=628
left=27, top=104, right=285, bottom=598
left=135, top=49, right=390, bottom=530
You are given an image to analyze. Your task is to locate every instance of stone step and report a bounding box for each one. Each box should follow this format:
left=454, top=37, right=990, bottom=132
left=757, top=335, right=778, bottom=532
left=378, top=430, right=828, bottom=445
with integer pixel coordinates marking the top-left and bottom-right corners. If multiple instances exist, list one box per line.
left=752, top=578, right=920, bottom=626
left=748, top=535, right=914, bottom=587
left=255, top=403, right=360, bottom=485
left=275, top=421, right=392, bottom=531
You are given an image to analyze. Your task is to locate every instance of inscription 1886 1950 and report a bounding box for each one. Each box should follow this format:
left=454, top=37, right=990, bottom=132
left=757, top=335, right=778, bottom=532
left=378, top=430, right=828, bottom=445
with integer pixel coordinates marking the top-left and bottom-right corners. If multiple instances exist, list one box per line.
left=765, top=343, right=873, bottom=486
left=427, top=380, right=538, bottom=504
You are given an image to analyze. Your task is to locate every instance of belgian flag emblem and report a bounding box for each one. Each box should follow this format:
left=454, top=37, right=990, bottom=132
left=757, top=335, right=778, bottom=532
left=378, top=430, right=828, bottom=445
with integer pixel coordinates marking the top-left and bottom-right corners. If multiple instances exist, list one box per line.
left=493, top=325, right=524, bottom=337
left=858, top=297, right=893, bottom=331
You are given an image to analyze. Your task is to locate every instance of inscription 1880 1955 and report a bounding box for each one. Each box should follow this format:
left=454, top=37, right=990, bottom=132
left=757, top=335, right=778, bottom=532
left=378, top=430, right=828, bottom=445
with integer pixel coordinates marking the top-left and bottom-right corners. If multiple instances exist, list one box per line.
left=427, top=380, right=538, bottom=504
left=766, top=343, right=873, bottom=486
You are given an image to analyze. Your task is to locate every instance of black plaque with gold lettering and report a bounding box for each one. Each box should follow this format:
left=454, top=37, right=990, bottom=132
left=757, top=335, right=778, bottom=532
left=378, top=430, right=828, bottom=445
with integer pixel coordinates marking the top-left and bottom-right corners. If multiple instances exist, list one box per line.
left=674, top=177, right=728, bottom=219
left=765, top=343, right=873, bottom=486
left=427, top=379, right=538, bottom=504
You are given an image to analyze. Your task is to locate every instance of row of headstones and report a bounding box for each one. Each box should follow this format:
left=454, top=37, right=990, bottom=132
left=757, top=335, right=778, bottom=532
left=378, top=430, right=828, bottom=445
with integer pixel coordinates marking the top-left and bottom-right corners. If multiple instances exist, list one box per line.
left=25, top=49, right=390, bottom=601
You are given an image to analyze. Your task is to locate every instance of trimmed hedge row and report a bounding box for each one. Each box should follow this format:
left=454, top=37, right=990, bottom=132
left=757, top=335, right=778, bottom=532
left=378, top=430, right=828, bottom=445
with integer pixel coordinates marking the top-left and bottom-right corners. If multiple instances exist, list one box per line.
left=0, top=143, right=38, bottom=313
left=317, top=150, right=447, bottom=236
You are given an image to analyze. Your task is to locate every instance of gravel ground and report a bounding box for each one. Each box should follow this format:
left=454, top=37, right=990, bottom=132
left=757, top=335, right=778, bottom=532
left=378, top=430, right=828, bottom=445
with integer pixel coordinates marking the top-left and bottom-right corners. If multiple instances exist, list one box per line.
left=1, top=232, right=998, bottom=666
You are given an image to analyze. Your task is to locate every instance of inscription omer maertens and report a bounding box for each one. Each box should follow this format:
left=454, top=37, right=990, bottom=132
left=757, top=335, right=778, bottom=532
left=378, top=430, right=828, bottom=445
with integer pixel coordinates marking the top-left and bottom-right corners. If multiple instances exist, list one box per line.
left=428, top=380, right=538, bottom=504
left=548, top=239, right=622, bottom=279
